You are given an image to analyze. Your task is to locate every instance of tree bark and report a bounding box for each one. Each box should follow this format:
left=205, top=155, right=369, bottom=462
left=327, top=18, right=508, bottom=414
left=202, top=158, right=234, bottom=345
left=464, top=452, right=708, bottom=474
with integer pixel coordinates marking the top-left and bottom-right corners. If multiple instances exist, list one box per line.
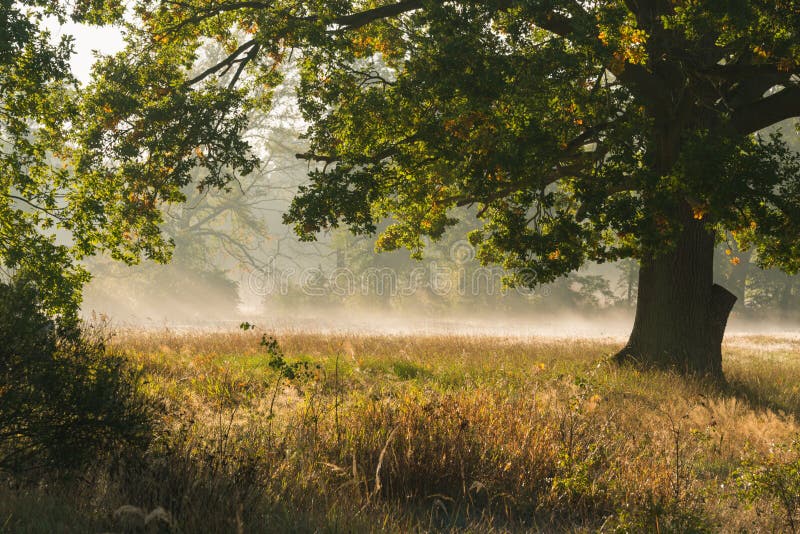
left=615, top=216, right=737, bottom=378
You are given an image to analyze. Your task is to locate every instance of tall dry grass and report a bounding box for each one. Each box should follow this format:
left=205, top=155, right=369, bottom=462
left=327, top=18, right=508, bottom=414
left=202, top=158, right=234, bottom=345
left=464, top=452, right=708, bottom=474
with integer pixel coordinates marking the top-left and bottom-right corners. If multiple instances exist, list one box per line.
left=2, top=330, right=800, bottom=532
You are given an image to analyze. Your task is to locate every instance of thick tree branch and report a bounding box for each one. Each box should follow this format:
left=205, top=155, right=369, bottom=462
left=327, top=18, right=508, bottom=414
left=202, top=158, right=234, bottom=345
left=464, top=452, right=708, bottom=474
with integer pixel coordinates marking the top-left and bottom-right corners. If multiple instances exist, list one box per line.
left=296, top=133, right=419, bottom=164
left=529, top=11, right=576, bottom=38
left=704, top=63, right=793, bottom=82
left=614, top=63, right=670, bottom=115
left=623, top=0, right=669, bottom=26
left=488, top=0, right=581, bottom=37
left=296, top=152, right=338, bottom=163
left=327, top=0, right=578, bottom=36
left=726, top=75, right=792, bottom=112
left=699, top=60, right=795, bottom=109
left=324, top=0, right=423, bottom=30
left=564, top=122, right=610, bottom=152
left=167, top=0, right=423, bottom=36
left=732, top=86, right=800, bottom=135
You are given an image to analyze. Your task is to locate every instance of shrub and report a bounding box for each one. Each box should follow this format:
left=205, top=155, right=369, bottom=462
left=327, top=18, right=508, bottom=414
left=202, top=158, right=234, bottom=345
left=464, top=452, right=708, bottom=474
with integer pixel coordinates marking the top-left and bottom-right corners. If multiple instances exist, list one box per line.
left=0, top=280, right=153, bottom=477
left=737, top=438, right=800, bottom=533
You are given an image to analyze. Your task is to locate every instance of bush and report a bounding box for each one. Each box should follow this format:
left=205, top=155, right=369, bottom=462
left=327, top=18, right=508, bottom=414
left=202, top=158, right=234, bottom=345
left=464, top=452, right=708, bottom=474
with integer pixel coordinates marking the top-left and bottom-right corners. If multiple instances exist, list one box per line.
left=737, top=438, right=800, bottom=533
left=0, top=280, right=153, bottom=477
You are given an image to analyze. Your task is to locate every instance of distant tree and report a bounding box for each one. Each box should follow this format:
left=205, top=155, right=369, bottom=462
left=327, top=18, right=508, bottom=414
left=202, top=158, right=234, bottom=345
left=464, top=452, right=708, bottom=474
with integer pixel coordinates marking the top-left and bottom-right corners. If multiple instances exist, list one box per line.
left=82, top=52, right=315, bottom=320
left=545, top=272, right=617, bottom=310
left=77, top=2, right=800, bottom=377
left=311, top=214, right=614, bottom=313
left=712, top=122, right=800, bottom=318
left=714, top=236, right=752, bottom=309
left=615, top=258, right=640, bottom=308
left=746, top=267, right=800, bottom=318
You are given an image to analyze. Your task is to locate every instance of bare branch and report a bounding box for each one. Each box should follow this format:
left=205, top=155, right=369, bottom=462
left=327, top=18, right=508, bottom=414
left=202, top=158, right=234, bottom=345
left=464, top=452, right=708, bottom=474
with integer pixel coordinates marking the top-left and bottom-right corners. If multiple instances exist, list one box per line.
left=3, top=194, right=66, bottom=221
left=228, top=43, right=261, bottom=89
left=185, top=40, right=258, bottom=86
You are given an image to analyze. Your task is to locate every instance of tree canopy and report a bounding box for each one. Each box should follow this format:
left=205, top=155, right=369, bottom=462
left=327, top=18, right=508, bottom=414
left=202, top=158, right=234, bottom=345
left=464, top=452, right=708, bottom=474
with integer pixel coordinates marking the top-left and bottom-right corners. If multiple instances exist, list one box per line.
left=71, top=1, right=800, bottom=292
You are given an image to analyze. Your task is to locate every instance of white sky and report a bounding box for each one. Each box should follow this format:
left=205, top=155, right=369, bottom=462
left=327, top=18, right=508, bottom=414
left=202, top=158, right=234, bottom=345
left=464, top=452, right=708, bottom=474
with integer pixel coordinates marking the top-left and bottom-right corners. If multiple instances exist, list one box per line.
left=46, top=21, right=126, bottom=83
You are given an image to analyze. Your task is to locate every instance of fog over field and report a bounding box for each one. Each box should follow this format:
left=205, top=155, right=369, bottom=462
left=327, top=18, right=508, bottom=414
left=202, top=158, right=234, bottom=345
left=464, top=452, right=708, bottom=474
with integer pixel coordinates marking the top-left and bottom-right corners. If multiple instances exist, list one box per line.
left=80, top=189, right=800, bottom=338
left=80, top=212, right=800, bottom=338
left=82, top=276, right=800, bottom=339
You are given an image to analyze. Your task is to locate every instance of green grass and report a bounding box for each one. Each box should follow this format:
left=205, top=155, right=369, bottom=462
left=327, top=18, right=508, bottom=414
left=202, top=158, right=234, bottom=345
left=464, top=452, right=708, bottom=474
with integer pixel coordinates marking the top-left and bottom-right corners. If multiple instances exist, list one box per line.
left=3, top=330, right=800, bottom=532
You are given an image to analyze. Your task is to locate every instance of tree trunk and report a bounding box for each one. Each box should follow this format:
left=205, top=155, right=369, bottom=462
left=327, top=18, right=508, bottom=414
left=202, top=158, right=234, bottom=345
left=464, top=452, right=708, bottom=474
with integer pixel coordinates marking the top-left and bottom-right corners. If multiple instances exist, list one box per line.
left=616, top=217, right=737, bottom=378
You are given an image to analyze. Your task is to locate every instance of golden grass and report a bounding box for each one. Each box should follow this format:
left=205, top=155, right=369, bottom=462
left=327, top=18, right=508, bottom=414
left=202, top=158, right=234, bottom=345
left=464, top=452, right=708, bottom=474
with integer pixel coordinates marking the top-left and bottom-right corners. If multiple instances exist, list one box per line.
left=3, top=330, right=800, bottom=532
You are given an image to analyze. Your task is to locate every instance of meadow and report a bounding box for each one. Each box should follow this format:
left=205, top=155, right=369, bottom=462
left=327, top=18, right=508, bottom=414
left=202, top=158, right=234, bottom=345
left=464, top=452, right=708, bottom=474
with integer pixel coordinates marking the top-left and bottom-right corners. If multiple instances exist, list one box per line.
left=2, top=329, right=800, bottom=533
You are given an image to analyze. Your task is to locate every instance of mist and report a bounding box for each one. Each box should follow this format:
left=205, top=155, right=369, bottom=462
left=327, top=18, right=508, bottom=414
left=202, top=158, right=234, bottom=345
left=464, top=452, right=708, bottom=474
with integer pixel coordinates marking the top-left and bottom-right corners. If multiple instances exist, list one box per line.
left=80, top=218, right=800, bottom=339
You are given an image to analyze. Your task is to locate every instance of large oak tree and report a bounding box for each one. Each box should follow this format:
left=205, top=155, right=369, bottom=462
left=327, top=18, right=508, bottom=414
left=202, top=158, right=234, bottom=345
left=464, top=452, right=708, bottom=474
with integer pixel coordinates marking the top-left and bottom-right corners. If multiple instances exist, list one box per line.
left=77, top=0, right=800, bottom=377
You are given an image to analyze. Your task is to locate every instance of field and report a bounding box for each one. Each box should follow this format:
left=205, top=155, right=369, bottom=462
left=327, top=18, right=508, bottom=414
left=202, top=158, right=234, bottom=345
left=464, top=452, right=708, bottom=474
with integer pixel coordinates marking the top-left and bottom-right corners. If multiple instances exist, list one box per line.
left=3, top=330, right=800, bottom=533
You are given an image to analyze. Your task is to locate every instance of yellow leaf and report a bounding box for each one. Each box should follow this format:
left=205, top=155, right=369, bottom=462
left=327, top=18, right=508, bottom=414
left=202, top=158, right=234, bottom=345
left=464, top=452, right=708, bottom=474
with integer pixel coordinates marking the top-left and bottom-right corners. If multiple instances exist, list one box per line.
left=754, top=46, right=770, bottom=58
left=692, top=206, right=707, bottom=220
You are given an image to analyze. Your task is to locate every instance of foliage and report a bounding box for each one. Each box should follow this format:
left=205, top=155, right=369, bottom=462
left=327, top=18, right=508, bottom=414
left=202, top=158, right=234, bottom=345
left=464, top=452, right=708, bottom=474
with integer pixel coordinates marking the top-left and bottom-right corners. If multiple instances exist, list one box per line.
left=0, top=279, right=153, bottom=477
left=8, top=1, right=800, bottom=319
left=713, top=228, right=800, bottom=317
left=737, top=439, right=800, bottom=533
left=0, top=1, right=246, bottom=314
left=79, top=58, right=317, bottom=319
left=265, top=210, right=622, bottom=314
left=0, top=0, right=86, bottom=313
left=746, top=268, right=800, bottom=315
left=73, top=0, right=800, bottom=296
left=261, top=333, right=313, bottom=382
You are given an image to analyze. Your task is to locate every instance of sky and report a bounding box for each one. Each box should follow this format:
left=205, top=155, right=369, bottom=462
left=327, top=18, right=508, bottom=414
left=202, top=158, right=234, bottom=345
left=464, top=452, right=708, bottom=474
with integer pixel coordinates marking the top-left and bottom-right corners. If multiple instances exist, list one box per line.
left=46, top=21, right=125, bottom=83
